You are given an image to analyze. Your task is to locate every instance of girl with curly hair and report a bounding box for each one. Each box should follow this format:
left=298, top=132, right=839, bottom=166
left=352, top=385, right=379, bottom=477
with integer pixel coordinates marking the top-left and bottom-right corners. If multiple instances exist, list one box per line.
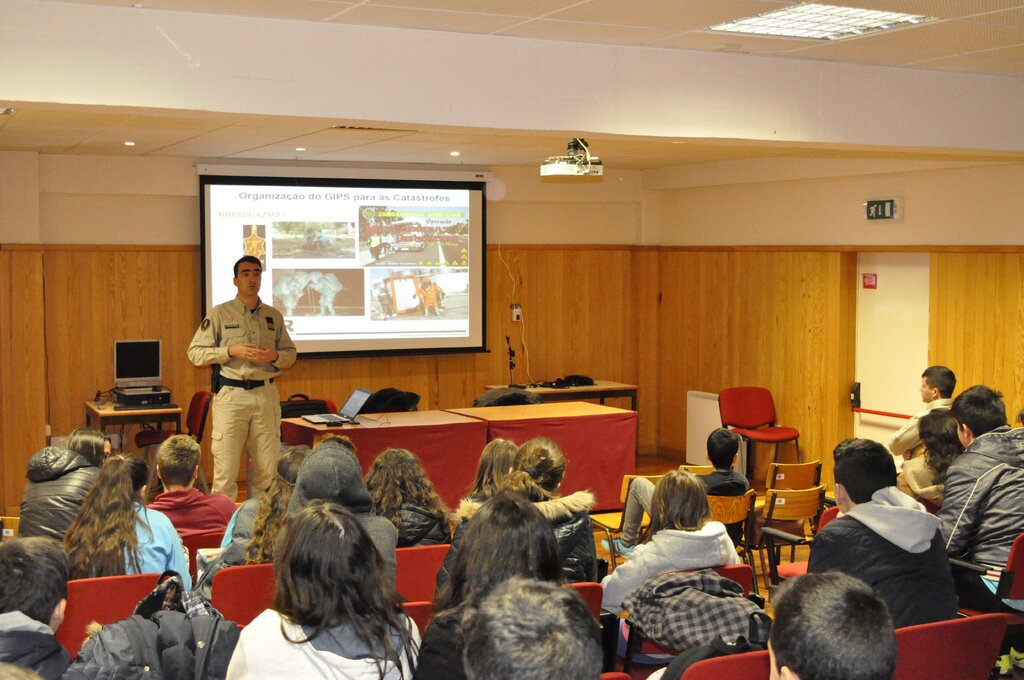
left=365, top=448, right=452, bottom=547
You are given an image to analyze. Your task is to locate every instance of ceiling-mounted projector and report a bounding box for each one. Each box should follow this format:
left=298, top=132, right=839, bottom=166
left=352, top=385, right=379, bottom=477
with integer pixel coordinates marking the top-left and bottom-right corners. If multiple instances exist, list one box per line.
left=540, top=137, right=603, bottom=176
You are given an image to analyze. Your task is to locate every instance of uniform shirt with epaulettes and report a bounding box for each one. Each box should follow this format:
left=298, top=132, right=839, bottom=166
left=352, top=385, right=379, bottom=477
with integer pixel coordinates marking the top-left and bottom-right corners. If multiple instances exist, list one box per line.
left=187, top=297, right=296, bottom=379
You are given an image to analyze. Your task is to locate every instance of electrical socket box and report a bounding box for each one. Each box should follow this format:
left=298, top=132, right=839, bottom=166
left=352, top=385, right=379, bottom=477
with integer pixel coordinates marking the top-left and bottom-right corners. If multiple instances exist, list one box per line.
left=511, top=304, right=522, bottom=322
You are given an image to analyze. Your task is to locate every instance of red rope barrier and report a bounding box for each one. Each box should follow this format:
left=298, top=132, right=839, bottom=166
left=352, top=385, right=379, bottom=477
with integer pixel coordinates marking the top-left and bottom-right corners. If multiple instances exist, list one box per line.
left=853, top=407, right=911, bottom=420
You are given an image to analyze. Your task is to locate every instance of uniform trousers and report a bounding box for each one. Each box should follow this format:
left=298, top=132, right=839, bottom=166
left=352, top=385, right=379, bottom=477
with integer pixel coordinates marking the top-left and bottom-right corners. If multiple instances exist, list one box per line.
left=211, top=383, right=281, bottom=500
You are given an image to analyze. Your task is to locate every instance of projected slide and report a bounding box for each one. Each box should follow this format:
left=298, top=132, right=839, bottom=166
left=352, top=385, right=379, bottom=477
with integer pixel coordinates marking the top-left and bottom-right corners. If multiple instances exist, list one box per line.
left=201, top=177, right=485, bottom=357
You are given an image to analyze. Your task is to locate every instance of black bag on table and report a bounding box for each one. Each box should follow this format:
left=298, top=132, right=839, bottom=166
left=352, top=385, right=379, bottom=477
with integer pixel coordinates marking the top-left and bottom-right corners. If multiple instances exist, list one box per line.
left=280, top=393, right=330, bottom=418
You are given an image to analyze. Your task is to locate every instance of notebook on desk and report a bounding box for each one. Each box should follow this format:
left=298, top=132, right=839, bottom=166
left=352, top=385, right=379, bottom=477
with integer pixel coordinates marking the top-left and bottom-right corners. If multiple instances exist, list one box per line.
left=301, top=388, right=372, bottom=425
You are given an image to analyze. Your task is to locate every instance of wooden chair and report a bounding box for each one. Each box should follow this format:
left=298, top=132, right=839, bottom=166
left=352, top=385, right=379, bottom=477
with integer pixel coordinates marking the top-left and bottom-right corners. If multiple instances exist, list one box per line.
left=395, top=543, right=449, bottom=602
left=893, top=613, right=1007, bottom=680
left=764, top=505, right=840, bottom=586
left=0, top=515, right=19, bottom=540
left=621, top=564, right=757, bottom=673
left=181, top=529, right=225, bottom=582
left=57, top=573, right=158, bottom=658
left=755, top=486, right=825, bottom=591
left=708, top=489, right=758, bottom=589
left=210, top=562, right=275, bottom=627
left=764, top=461, right=821, bottom=491
left=590, top=474, right=664, bottom=568
left=679, top=650, right=771, bottom=679
left=400, top=600, right=433, bottom=635
left=679, top=464, right=715, bottom=475
left=136, top=390, right=213, bottom=495
left=719, top=387, right=800, bottom=475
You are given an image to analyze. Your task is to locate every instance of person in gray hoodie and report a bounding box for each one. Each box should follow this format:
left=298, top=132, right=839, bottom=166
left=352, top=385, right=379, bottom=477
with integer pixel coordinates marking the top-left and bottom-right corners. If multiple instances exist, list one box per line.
left=808, top=438, right=957, bottom=628
left=286, top=434, right=399, bottom=586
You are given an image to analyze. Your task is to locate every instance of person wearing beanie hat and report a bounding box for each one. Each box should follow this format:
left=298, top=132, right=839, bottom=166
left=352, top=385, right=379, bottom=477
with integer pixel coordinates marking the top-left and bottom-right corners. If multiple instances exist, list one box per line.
left=288, top=435, right=398, bottom=585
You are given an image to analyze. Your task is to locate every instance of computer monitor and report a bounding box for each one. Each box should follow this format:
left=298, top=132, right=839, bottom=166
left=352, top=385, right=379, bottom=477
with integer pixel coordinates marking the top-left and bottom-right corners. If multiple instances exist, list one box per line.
left=114, top=339, right=162, bottom=389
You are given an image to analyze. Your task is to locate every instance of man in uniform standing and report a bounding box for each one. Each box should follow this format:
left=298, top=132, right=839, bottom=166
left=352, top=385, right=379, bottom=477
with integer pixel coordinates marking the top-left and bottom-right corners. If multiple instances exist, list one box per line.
left=188, top=256, right=296, bottom=500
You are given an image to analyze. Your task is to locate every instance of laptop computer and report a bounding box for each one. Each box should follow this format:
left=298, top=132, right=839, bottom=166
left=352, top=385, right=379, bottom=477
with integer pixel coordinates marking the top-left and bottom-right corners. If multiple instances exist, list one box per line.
left=301, top=388, right=373, bottom=425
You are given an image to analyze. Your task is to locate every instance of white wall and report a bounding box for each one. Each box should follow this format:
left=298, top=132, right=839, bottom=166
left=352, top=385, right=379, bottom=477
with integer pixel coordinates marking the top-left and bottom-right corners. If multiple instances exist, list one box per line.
left=853, top=253, right=931, bottom=448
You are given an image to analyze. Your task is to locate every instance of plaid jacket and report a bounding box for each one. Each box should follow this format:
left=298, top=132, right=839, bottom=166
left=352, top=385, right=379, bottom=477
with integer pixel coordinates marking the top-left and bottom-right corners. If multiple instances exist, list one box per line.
left=623, top=569, right=765, bottom=650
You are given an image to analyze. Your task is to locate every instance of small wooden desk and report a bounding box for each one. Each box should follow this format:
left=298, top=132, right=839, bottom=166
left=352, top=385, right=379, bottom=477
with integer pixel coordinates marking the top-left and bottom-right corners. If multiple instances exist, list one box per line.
left=484, top=380, right=638, bottom=411
left=84, top=401, right=182, bottom=446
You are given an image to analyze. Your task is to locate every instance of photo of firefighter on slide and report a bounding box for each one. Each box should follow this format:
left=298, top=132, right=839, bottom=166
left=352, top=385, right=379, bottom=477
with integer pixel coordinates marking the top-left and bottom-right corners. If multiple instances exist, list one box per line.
left=359, top=205, right=469, bottom=267
left=271, top=268, right=364, bottom=317
left=271, top=221, right=356, bottom=259
left=370, top=268, right=469, bottom=321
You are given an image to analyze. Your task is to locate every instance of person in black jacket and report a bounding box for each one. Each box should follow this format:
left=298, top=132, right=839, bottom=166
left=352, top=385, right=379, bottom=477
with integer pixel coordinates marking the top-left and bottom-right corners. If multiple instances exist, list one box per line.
left=807, top=438, right=957, bottom=628
left=414, top=493, right=562, bottom=680
left=365, top=448, right=452, bottom=547
left=0, top=537, right=71, bottom=680
left=20, top=428, right=109, bottom=540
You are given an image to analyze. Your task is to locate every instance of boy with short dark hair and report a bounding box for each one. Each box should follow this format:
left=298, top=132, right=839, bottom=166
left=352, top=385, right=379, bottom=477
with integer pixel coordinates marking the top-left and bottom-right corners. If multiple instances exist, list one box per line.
left=0, top=538, right=71, bottom=679
left=147, top=434, right=236, bottom=537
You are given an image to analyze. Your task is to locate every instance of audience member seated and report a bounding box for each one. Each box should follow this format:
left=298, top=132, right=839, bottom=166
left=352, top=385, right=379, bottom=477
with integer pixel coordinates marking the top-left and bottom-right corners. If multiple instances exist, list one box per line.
left=807, top=438, right=957, bottom=627
left=601, top=470, right=740, bottom=612
left=19, top=428, right=109, bottom=540
left=605, top=428, right=747, bottom=556
left=502, top=437, right=598, bottom=582
left=889, top=365, right=956, bottom=460
left=0, top=538, right=70, bottom=679
left=226, top=501, right=419, bottom=680
left=769, top=572, right=896, bottom=680
left=414, top=492, right=562, bottom=680
left=195, top=445, right=310, bottom=597
left=63, top=456, right=191, bottom=589
left=286, top=434, right=399, bottom=586
left=435, top=438, right=519, bottom=590
left=147, top=434, right=236, bottom=537
left=939, top=385, right=1024, bottom=610
left=897, top=408, right=963, bottom=506
left=462, top=577, right=601, bottom=680
left=365, top=448, right=453, bottom=547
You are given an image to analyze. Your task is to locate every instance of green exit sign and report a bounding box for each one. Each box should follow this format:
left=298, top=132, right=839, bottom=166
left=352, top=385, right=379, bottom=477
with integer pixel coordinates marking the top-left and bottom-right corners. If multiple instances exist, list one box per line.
left=865, top=199, right=898, bottom=221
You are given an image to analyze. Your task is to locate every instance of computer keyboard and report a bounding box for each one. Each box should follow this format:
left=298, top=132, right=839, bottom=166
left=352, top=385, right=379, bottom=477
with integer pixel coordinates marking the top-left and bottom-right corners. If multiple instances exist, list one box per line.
left=113, top=403, right=178, bottom=411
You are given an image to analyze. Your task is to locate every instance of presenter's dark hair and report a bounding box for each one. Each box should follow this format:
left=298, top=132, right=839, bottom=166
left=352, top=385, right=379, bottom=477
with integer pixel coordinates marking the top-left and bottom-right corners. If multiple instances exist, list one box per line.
left=951, top=385, right=1006, bottom=437
left=706, top=428, right=741, bottom=469
left=922, top=366, right=956, bottom=398
left=233, top=255, right=262, bottom=277
left=436, top=492, right=561, bottom=615
left=247, top=445, right=311, bottom=564
left=918, top=409, right=963, bottom=482
left=771, top=572, right=895, bottom=680
left=274, top=500, right=416, bottom=679
left=67, top=427, right=108, bottom=467
left=64, top=456, right=147, bottom=579
left=0, top=537, right=69, bottom=625
left=832, top=439, right=897, bottom=504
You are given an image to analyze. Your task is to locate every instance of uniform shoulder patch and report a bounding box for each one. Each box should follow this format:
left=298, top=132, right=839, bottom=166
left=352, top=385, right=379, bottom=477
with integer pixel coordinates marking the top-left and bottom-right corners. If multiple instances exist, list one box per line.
left=201, top=318, right=211, bottom=331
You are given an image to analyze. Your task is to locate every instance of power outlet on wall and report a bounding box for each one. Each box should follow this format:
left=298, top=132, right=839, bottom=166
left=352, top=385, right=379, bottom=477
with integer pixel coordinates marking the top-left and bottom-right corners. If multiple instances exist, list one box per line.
left=511, top=303, right=522, bottom=322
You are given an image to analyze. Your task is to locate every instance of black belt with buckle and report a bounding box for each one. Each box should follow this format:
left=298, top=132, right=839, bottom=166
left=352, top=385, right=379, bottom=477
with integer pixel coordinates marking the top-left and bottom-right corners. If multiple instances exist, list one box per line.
left=220, top=377, right=274, bottom=390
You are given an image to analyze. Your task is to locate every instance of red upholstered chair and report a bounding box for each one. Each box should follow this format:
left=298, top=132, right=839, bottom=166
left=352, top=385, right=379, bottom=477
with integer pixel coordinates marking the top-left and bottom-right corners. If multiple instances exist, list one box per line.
left=951, top=532, right=1024, bottom=632
left=893, top=613, right=1007, bottom=680
left=600, top=674, right=632, bottom=680
left=395, top=543, right=449, bottom=602
left=569, top=581, right=603, bottom=620
left=58, top=573, right=158, bottom=658
left=211, top=562, right=275, bottom=627
left=136, top=390, right=213, bottom=494
left=181, top=529, right=225, bottom=582
left=401, top=600, right=434, bottom=635
left=718, top=387, right=801, bottom=472
left=679, top=650, right=771, bottom=679
left=280, top=396, right=338, bottom=445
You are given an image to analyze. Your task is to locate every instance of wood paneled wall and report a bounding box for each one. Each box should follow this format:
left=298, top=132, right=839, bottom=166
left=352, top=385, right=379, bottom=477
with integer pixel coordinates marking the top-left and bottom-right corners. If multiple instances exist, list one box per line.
left=656, top=251, right=857, bottom=484
left=931, top=253, right=1024, bottom=420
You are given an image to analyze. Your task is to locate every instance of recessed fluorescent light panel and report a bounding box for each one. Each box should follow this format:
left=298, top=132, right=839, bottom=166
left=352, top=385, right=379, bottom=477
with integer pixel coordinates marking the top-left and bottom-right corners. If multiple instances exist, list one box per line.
left=709, top=3, right=937, bottom=40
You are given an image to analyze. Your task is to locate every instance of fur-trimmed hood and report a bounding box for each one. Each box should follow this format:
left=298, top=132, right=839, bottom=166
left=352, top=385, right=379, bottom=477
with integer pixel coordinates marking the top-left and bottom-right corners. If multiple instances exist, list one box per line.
left=453, top=490, right=596, bottom=524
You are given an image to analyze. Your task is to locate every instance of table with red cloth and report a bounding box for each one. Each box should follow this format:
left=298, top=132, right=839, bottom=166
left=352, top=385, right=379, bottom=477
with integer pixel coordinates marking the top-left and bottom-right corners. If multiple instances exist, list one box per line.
left=281, top=410, right=489, bottom=508
left=445, top=402, right=636, bottom=511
